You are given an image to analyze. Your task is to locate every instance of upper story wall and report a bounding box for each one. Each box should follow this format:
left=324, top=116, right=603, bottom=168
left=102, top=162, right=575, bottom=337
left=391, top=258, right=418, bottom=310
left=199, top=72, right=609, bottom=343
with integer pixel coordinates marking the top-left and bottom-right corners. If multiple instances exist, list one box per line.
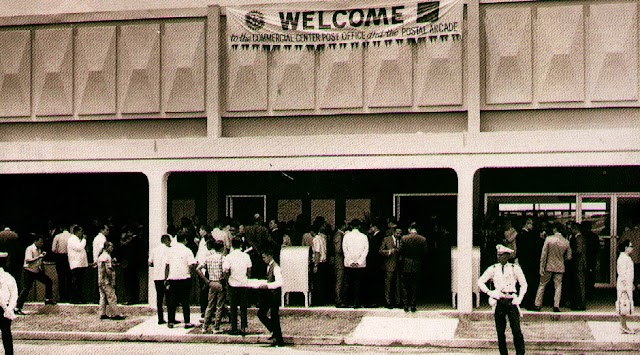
left=0, top=0, right=639, bottom=142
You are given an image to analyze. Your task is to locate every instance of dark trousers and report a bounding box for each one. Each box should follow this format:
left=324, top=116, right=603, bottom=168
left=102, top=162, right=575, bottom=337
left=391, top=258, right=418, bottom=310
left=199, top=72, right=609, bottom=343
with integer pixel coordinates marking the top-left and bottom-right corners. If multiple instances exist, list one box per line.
left=0, top=316, right=12, bottom=355
left=334, top=256, right=344, bottom=305
left=70, top=267, right=86, bottom=303
left=228, top=286, right=248, bottom=331
left=258, top=289, right=283, bottom=343
left=54, top=254, right=71, bottom=302
left=123, top=266, right=139, bottom=304
left=168, top=278, right=191, bottom=324
left=494, top=300, right=525, bottom=355
left=312, top=262, right=329, bottom=306
left=17, top=270, right=53, bottom=308
left=384, top=269, right=402, bottom=307
left=402, top=271, right=419, bottom=308
left=154, top=280, right=166, bottom=323
left=199, top=277, right=209, bottom=316
left=344, top=267, right=365, bottom=307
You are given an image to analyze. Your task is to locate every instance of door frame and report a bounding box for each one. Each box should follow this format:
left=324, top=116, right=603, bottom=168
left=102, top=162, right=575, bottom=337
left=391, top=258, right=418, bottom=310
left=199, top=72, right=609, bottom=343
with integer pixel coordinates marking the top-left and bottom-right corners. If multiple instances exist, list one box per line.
left=225, top=194, right=267, bottom=221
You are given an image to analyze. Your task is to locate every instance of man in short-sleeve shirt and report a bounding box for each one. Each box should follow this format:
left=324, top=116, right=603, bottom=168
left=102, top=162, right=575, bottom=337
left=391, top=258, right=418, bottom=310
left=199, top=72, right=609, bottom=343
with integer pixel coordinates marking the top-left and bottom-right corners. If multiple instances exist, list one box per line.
left=165, top=232, right=197, bottom=329
left=148, top=234, right=171, bottom=324
left=222, top=237, right=252, bottom=335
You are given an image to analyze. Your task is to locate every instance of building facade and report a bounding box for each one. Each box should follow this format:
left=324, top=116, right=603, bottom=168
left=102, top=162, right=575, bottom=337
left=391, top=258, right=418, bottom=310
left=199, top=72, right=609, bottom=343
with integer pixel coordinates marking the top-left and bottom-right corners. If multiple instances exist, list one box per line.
left=1, top=0, right=640, bottom=312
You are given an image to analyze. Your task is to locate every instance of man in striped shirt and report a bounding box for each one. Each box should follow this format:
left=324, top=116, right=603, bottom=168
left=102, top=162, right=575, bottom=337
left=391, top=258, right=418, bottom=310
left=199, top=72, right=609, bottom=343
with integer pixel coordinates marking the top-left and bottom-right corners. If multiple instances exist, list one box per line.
left=197, top=240, right=226, bottom=333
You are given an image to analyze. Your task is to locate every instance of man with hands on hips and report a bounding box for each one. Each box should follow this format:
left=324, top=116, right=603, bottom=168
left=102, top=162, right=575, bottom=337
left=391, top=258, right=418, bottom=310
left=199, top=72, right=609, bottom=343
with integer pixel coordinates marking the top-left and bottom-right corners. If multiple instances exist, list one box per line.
left=478, top=244, right=528, bottom=355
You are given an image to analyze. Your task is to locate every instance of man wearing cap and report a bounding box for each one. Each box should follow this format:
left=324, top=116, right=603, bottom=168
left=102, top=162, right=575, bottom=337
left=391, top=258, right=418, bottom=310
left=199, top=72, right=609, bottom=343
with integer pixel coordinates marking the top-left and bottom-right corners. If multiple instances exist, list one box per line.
left=0, top=252, right=17, bottom=355
left=478, top=244, right=527, bottom=355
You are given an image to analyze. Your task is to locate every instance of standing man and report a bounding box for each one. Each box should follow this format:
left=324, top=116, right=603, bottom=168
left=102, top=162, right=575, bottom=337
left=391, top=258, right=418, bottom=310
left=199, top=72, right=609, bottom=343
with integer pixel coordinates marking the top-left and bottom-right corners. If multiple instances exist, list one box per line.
left=97, top=242, right=125, bottom=320
left=515, top=218, right=542, bottom=310
left=399, top=225, right=427, bottom=312
left=15, top=235, right=55, bottom=315
left=478, top=245, right=527, bottom=355
left=0, top=227, right=20, bottom=280
left=570, top=223, right=587, bottom=310
left=379, top=226, right=402, bottom=309
left=165, top=232, right=197, bottom=329
left=366, top=223, right=384, bottom=307
left=223, top=237, right=252, bottom=335
left=333, top=223, right=346, bottom=307
left=311, top=227, right=328, bottom=306
left=68, top=225, right=89, bottom=304
left=342, top=219, right=368, bottom=309
left=148, top=234, right=171, bottom=324
left=196, top=240, right=226, bottom=334
left=0, top=252, right=18, bottom=355
left=51, top=226, right=72, bottom=303
left=533, top=223, right=572, bottom=312
left=258, top=249, right=285, bottom=347
left=92, top=225, right=109, bottom=266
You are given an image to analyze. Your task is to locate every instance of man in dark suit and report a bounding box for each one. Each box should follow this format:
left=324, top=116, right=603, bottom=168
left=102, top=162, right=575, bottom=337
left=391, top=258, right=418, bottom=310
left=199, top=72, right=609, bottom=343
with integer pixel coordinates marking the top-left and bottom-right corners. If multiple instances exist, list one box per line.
left=258, top=250, right=285, bottom=347
left=399, top=225, right=427, bottom=312
left=366, top=223, right=384, bottom=307
left=333, top=223, right=346, bottom=307
left=379, top=226, right=402, bottom=308
left=515, top=218, right=542, bottom=310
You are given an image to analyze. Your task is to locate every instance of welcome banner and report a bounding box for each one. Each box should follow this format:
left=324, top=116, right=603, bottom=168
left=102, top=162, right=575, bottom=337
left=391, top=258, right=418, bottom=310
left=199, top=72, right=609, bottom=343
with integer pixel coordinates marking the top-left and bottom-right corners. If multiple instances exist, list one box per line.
left=226, top=0, right=463, bottom=50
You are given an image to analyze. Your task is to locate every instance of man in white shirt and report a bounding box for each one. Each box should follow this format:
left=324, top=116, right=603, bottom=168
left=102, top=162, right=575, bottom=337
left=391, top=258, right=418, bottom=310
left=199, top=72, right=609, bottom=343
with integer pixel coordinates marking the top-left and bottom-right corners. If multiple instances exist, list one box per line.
left=148, top=234, right=171, bottom=324
left=312, top=230, right=328, bottom=306
left=342, top=219, right=369, bottom=308
left=478, top=244, right=527, bottom=355
left=258, top=249, right=285, bottom=347
left=15, top=235, right=55, bottom=315
left=67, top=225, right=89, bottom=304
left=165, top=232, right=197, bottom=329
left=0, top=252, right=18, bottom=355
left=92, top=225, right=109, bottom=265
left=223, top=237, right=252, bottom=335
left=51, top=226, right=72, bottom=302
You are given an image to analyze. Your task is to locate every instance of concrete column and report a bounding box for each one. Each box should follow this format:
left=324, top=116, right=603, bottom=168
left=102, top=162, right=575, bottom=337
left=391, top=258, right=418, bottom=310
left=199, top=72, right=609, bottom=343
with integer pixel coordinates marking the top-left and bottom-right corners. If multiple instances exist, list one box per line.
left=206, top=5, right=222, bottom=138
left=145, top=170, right=169, bottom=308
left=465, top=0, right=481, bottom=133
left=456, top=167, right=476, bottom=312
left=206, top=173, right=219, bottom=225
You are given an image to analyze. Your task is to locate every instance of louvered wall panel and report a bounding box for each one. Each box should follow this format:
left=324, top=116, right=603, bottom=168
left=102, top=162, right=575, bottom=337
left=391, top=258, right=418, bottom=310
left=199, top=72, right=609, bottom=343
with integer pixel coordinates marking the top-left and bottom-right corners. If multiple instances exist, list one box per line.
left=587, top=3, right=638, bottom=102
left=34, top=28, right=73, bottom=116
left=270, top=49, right=315, bottom=110
left=484, top=6, right=532, bottom=104
left=0, top=30, right=30, bottom=117
left=75, top=25, right=116, bottom=115
left=415, top=39, right=463, bottom=106
left=226, top=48, right=268, bottom=111
left=366, top=44, right=412, bottom=108
left=318, top=47, right=363, bottom=109
left=162, top=21, right=206, bottom=113
left=535, top=5, right=584, bottom=103
left=118, top=24, right=160, bottom=114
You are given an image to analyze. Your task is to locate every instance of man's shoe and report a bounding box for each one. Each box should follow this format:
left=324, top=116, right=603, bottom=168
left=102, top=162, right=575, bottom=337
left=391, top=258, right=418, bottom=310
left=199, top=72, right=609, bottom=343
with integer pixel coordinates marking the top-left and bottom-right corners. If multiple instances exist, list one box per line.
left=14, top=309, right=25, bottom=315
left=184, top=323, right=195, bottom=329
left=531, top=306, right=541, bottom=312
left=403, top=307, right=409, bottom=312
left=410, top=307, right=417, bottom=313
left=270, top=340, right=286, bottom=347
left=110, top=315, right=126, bottom=320
left=553, top=307, right=561, bottom=313
left=167, top=323, right=175, bottom=329
left=100, top=314, right=109, bottom=320
left=229, top=329, right=240, bottom=335
left=44, top=299, right=57, bottom=305
left=158, top=320, right=167, bottom=325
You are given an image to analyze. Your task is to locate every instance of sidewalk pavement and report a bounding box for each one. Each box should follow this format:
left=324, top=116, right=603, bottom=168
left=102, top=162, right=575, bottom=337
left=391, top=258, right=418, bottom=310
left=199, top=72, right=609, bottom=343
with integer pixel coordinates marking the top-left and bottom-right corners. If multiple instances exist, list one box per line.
left=12, top=304, right=640, bottom=352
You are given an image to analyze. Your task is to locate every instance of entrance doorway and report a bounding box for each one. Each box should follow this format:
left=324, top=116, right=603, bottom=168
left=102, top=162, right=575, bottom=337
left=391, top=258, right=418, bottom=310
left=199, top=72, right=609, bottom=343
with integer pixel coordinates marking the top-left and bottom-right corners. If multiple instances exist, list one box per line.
left=394, top=193, right=457, bottom=304
left=485, top=193, right=640, bottom=289
left=226, top=195, right=266, bottom=225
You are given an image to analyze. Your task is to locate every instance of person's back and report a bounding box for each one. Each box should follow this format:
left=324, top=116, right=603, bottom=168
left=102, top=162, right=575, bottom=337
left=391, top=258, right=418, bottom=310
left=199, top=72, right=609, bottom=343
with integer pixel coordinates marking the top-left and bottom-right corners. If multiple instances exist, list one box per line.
left=400, top=231, right=427, bottom=272
left=542, top=233, right=571, bottom=273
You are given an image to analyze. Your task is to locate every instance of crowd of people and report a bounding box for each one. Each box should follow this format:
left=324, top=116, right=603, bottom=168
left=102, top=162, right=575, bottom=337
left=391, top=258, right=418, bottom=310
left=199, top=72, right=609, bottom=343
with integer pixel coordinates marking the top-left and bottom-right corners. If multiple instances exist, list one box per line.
left=477, top=216, right=601, bottom=311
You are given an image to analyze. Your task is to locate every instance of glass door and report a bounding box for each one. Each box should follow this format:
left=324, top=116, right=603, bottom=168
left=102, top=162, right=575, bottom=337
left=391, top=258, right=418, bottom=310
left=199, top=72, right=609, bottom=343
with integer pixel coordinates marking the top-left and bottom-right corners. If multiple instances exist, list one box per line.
left=578, top=195, right=613, bottom=287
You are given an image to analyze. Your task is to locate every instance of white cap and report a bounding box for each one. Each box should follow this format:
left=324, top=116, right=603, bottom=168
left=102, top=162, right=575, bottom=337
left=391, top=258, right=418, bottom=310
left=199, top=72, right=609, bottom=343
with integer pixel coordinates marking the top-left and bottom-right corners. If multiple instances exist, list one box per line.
left=496, top=244, right=514, bottom=254
left=0, top=252, right=8, bottom=258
